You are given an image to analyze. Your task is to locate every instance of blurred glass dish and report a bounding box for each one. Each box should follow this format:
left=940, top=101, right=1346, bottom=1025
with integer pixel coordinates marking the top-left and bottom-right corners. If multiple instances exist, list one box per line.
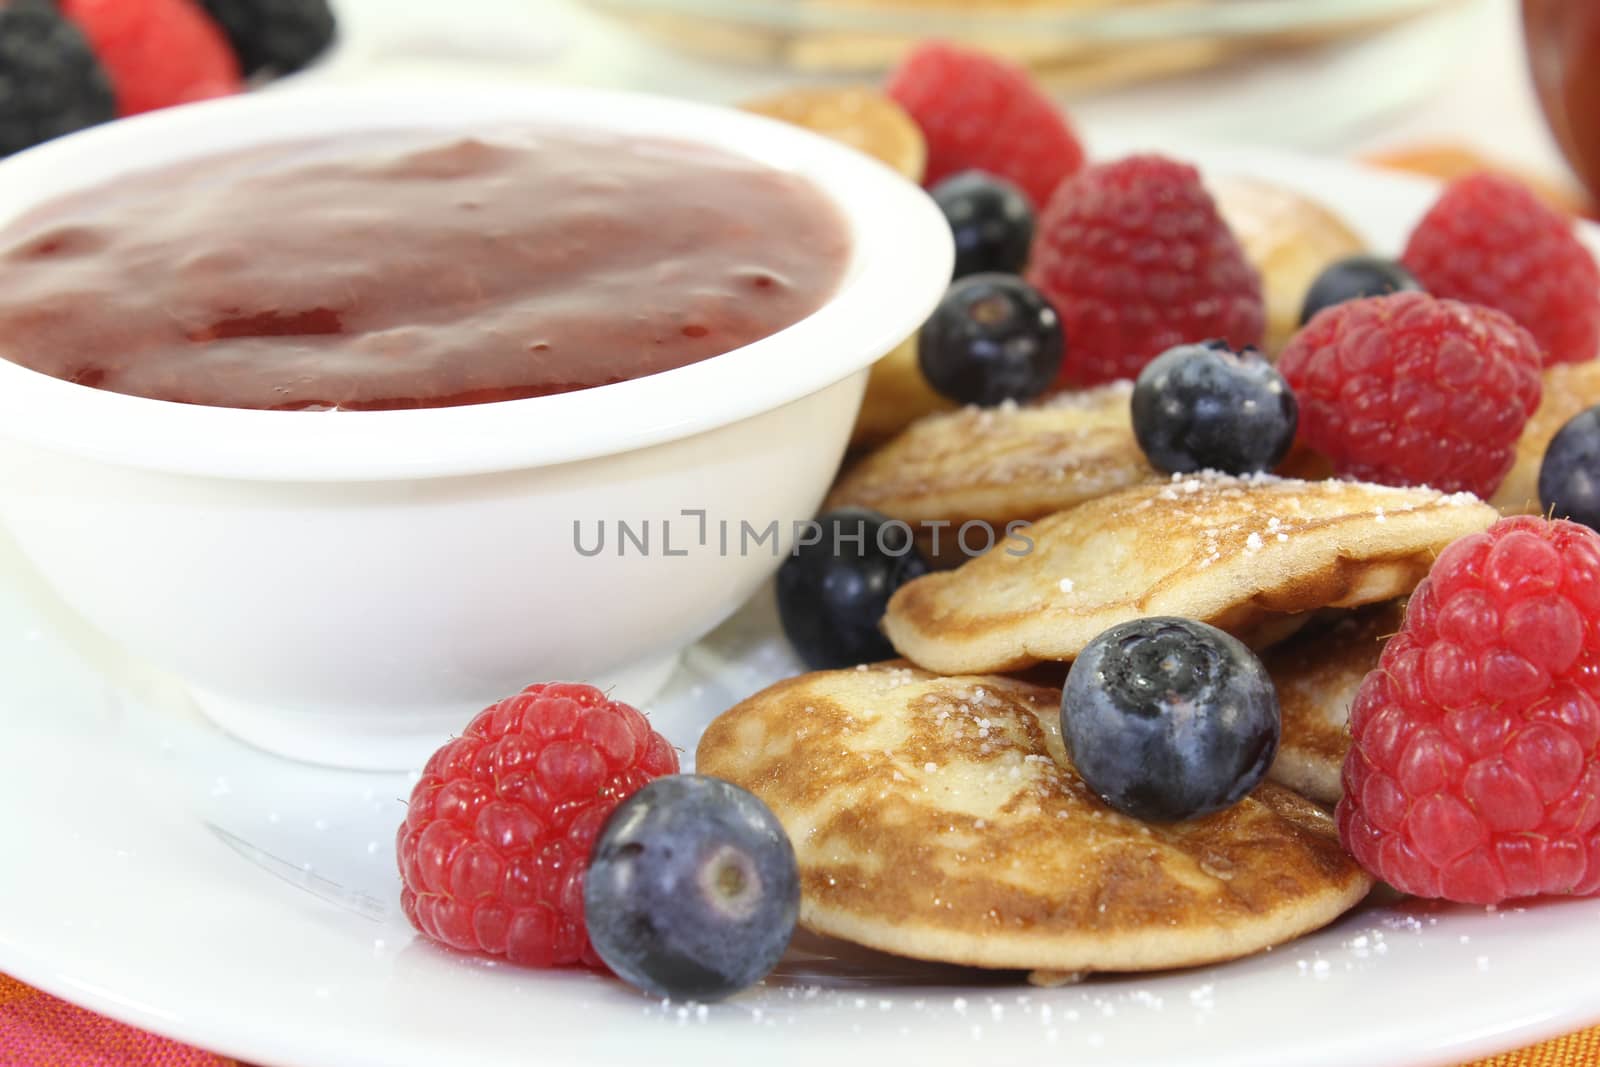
left=580, top=0, right=1468, bottom=88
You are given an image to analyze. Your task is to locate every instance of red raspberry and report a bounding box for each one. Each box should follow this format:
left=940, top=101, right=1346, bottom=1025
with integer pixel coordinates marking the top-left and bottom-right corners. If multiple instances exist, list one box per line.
left=396, top=683, right=679, bottom=967
left=885, top=41, right=1085, bottom=210
left=1278, top=291, right=1542, bottom=498
left=1402, top=172, right=1600, bottom=367
left=60, top=0, right=241, bottom=116
left=1026, top=154, right=1264, bottom=387
left=1338, top=516, right=1600, bottom=905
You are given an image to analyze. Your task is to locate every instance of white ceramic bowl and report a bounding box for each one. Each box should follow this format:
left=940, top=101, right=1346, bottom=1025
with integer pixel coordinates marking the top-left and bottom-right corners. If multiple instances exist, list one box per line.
left=0, top=84, right=953, bottom=770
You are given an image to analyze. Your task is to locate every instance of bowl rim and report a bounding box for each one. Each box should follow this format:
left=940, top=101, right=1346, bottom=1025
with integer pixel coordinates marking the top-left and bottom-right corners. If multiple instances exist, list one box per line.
left=0, top=82, right=953, bottom=482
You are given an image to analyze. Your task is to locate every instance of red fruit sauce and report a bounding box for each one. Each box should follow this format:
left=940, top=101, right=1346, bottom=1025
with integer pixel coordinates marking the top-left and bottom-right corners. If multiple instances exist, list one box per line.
left=0, top=130, right=850, bottom=410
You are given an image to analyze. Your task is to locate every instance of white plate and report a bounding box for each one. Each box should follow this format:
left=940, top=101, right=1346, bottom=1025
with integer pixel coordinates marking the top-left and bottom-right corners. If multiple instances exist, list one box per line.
left=1, top=146, right=1598, bottom=1067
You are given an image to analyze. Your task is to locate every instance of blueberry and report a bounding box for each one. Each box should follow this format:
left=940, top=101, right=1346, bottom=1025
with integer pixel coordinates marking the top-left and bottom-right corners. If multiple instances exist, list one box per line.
left=1130, top=341, right=1297, bottom=475
left=1299, top=255, right=1421, bottom=324
left=777, top=508, right=928, bottom=669
left=585, top=775, right=799, bottom=1002
left=931, top=170, right=1036, bottom=279
left=1061, top=617, right=1280, bottom=822
left=1540, top=404, right=1600, bottom=530
left=918, top=274, right=1064, bottom=406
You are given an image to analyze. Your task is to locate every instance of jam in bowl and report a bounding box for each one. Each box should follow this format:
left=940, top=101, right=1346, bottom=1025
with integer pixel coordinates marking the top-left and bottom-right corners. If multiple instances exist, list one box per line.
left=0, top=128, right=850, bottom=411
left=0, top=84, right=953, bottom=769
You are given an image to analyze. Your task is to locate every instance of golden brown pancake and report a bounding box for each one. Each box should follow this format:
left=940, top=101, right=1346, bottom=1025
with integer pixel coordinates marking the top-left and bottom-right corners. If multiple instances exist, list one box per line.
left=883, top=472, right=1498, bottom=674
left=827, top=382, right=1157, bottom=534
left=697, top=664, right=1374, bottom=973
left=741, top=86, right=927, bottom=183
left=1263, top=601, right=1406, bottom=807
left=1210, top=176, right=1366, bottom=356
left=1491, top=360, right=1600, bottom=514
left=849, top=336, right=955, bottom=450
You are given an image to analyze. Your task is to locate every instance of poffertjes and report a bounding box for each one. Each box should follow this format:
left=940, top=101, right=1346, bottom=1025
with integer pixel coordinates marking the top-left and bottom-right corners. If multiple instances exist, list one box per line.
left=1263, top=601, right=1406, bottom=807
left=697, top=664, right=1374, bottom=973
left=825, top=382, right=1156, bottom=532
left=1210, top=176, right=1367, bottom=356
left=884, top=472, right=1498, bottom=674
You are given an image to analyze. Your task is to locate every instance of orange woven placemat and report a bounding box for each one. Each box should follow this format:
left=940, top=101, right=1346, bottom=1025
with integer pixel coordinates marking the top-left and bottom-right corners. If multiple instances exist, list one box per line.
left=1466, top=1027, right=1600, bottom=1067
left=0, top=974, right=237, bottom=1066
left=0, top=970, right=1593, bottom=1066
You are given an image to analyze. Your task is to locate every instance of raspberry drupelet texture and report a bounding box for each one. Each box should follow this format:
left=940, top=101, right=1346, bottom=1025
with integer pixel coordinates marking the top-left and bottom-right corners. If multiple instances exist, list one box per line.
left=397, top=683, right=679, bottom=967
left=1278, top=291, right=1543, bottom=498
left=1402, top=172, right=1600, bottom=366
left=1027, top=154, right=1265, bottom=387
left=1338, top=517, right=1600, bottom=905
left=885, top=41, right=1085, bottom=211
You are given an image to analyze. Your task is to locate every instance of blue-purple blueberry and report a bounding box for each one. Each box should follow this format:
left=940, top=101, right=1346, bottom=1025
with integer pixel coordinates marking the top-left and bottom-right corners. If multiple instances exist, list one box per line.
left=1061, top=617, right=1280, bottom=822
left=931, top=169, right=1035, bottom=279
left=918, top=273, right=1064, bottom=407
left=1299, top=255, right=1421, bottom=324
left=1130, top=341, right=1297, bottom=475
left=776, top=508, right=929, bottom=670
left=585, top=775, right=799, bottom=1002
left=1540, top=404, right=1600, bottom=531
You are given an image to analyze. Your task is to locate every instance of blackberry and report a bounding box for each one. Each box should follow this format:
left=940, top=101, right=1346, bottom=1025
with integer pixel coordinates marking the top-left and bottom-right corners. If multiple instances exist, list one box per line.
left=0, top=5, right=114, bottom=158
left=195, top=0, right=336, bottom=77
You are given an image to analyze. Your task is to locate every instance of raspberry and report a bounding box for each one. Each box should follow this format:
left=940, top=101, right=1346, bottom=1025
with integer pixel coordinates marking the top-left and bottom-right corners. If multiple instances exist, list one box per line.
left=1338, top=516, right=1600, bottom=905
left=1278, top=292, right=1543, bottom=498
left=1402, top=172, right=1600, bottom=366
left=60, top=0, right=242, bottom=116
left=885, top=41, right=1085, bottom=211
left=396, top=683, right=679, bottom=967
left=1026, top=155, right=1265, bottom=387
left=0, top=4, right=114, bottom=158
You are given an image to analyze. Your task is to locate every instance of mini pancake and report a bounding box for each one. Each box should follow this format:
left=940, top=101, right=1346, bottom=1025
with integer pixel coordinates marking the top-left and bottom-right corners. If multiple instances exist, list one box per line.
left=883, top=472, right=1498, bottom=674
left=826, top=382, right=1157, bottom=539
left=1263, top=601, right=1406, bottom=807
left=741, top=86, right=927, bottom=184
left=1491, top=359, right=1600, bottom=515
left=849, top=335, right=955, bottom=450
left=696, top=664, right=1374, bottom=973
left=1209, top=176, right=1367, bottom=356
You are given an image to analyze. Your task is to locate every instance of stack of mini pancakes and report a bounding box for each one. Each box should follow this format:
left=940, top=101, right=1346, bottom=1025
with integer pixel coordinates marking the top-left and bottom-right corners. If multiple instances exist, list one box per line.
left=697, top=88, right=1600, bottom=981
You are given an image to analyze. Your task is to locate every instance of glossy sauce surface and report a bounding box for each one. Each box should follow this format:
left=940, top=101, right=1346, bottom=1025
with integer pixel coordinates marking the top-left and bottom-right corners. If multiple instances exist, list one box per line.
left=0, top=130, right=851, bottom=410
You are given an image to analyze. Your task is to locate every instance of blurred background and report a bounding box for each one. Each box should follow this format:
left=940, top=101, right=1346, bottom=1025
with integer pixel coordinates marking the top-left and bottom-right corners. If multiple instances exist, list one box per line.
left=8, top=0, right=1587, bottom=208
left=310, top=0, right=1578, bottom=204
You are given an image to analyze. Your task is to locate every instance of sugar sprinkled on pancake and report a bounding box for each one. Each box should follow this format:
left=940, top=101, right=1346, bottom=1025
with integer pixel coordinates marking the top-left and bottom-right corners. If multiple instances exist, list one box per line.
left=884, top=472, right=1497, bottom=674
left=827, top=382, right=1156, bottom=530
left=697, top=664, right=1374, bottom=973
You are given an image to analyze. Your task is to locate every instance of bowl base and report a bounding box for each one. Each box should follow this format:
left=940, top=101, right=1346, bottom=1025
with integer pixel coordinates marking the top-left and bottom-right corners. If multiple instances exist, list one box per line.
left=186, top=649, right=685, bottom=771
